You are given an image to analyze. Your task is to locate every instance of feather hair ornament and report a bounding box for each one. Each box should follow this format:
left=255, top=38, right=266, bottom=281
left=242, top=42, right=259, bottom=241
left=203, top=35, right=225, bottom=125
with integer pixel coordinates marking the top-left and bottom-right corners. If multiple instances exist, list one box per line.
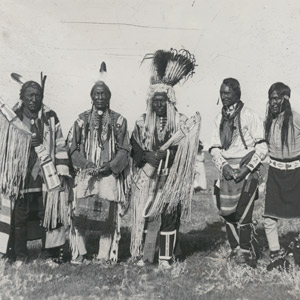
left=99, top=61, right=107, bottom=74
left=40, top=72, right=47, bottom=95
left=11, top=72, right=47, bottom=92
left=11, top=73, right=25, bottom=85
left=98, top=61, right=109, bottom=83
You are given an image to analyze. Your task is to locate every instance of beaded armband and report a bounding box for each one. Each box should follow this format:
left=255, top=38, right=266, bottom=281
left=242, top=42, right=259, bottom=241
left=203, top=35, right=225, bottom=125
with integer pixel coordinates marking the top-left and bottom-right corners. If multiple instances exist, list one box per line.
left=246, top=152, right=261, bottom=172
left=212, top=155, right=228, bottom=172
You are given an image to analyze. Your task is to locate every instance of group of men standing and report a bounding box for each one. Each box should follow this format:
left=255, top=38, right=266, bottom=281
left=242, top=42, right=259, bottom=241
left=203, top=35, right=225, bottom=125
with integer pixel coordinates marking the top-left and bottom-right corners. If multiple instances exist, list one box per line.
left=0, top=48, right=299, bottom=272
left=0, top=49, right=199, bottom=270
left=210, top=78, right=300, bottom=270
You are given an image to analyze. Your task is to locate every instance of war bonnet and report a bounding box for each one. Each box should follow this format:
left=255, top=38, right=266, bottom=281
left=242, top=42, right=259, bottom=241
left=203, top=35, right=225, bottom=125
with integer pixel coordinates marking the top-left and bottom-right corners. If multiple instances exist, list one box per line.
left=143, top=48, right=196, bottom=105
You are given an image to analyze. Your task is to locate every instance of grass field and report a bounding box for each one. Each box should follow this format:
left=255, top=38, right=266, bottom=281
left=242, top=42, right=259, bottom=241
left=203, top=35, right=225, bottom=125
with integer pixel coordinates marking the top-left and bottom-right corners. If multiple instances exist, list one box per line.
left=1, top=153, right=300, bottom=300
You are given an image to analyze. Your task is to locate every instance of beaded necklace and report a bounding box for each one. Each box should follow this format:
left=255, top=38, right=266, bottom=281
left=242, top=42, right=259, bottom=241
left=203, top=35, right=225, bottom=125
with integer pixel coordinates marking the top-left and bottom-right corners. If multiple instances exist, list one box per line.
left=156, top=116, right=168, bottom=142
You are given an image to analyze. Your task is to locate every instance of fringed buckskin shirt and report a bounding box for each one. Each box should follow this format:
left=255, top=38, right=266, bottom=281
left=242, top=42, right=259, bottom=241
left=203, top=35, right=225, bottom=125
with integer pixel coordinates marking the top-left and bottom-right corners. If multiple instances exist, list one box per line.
left=14, top=105, right=70, bottom=193
left=67, top=108, right=130, bottom=175
left=210, top=105, right=268, bottom=172
left=268, top=110, right=300, bottom=160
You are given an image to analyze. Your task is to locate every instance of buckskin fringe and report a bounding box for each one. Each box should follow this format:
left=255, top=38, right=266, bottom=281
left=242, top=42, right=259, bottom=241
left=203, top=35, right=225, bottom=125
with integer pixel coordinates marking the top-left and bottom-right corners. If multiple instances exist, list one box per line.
left=0, top=111, right=31, bottom=200
left=43, top=189, right=60, bottom=229
left=145, top=112, right=201, bottom=220
left=43, top=187, right=69, bottom=230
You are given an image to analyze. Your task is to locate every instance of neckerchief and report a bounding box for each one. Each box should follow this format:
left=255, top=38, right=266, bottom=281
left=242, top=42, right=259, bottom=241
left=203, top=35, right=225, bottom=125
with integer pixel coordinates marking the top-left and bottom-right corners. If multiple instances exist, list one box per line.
left=219, top=101, right=244, bottom=150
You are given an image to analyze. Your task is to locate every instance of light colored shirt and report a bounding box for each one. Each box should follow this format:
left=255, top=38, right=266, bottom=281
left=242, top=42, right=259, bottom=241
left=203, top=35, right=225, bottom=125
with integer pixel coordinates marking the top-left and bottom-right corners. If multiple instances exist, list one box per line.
left=268, top=109, right=300, bottom=160
left=210, top=105, right=268, bottom=172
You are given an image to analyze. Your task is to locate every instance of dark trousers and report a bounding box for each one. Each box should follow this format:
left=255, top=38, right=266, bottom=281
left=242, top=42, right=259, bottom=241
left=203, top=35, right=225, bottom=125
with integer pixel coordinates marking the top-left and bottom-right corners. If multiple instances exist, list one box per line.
left=9, top=192, right=44, bottom=259
left=159, top=204, right=181, bottom=259
left=142, top=204, right=181, bottom=262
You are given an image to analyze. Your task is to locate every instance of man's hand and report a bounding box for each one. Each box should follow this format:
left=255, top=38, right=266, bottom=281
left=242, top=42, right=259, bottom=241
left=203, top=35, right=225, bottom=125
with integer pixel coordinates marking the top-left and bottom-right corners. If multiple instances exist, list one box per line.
left=31, top=133, right=43, bottom=147
left=144, top=151, right=162, bottom=168
left=120, top=201, right=130, bottom=217
left=234, top=166, right=250, bottom=183
left=157, top=150, right=167, bottom=160
left=59, top=175, right=68, bottom=192
left=222, top=164, right=236, bottom=180
left=84, top=161, right=97, bottom=169
left=98, top=162, right=112, bottom=177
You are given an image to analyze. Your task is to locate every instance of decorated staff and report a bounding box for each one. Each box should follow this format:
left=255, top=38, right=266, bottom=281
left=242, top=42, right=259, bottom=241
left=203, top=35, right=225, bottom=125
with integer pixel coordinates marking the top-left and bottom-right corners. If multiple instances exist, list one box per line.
left=67, top=62, right=131, bottom=264
left=130, top=48, right=199, bottom=269
left=6, top=73, right=70, bottom=264
left=209, top=78, right=268, bottom=268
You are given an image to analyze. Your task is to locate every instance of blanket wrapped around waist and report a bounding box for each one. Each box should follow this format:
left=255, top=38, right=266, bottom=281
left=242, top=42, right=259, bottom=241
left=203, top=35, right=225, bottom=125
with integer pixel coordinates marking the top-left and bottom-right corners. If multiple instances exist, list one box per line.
left=73, top=172, right=119, bottom=234
left=76, top=172, right=119, bottom=201
left=264, top=157, right=300, bottom=219
left=216, top=157, right=259, bottom=216
left=73, top=195, right=117, bottom=234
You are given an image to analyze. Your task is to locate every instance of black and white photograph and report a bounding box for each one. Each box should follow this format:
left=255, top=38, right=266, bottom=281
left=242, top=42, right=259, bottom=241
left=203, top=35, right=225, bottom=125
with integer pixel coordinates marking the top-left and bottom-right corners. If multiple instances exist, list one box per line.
left=1, top=0, right=300, bottom=299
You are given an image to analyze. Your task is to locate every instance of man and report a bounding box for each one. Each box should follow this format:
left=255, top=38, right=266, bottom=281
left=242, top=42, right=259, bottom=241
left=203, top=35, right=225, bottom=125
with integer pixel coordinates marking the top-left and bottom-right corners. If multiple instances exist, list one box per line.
left=0, top=97, right=31, bottom=259
left=209, top=78, right=268, bottom=267
left=264, top=82, right=300, bottom=271
left=9, top=78, right=70, bottom=264
left=67, top=72, right=130, bottom=264
left=130, top=49, right=197, bottom=269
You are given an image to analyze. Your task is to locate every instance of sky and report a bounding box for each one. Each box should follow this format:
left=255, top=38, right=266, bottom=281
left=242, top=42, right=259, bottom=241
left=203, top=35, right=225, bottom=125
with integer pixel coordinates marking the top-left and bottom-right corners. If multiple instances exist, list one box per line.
left=1, top=0, right=300, bottom=148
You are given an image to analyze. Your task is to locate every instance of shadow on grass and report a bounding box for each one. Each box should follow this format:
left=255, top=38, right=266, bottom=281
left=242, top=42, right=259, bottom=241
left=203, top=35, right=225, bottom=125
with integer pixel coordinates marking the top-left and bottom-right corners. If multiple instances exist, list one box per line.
left=179, top=221, right=226, bottom=259
left=84, top=221, right=227, bottom=262
left=250, top=226, right=300, bottom=254
left=83, top=223, right=300, bottom=262
left=52, top=222, right=228, bottom=262
left=82, top=226, right=132, bottom=261
left=27, top=223, right=299, bottom=263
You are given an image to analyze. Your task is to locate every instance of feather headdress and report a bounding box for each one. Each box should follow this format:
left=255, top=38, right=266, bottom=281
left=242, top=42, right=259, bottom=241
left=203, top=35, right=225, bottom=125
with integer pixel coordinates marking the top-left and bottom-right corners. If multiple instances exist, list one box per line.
left=143, top=48, right=196, bottom=87
left=141, top=48, right=196, bottom=150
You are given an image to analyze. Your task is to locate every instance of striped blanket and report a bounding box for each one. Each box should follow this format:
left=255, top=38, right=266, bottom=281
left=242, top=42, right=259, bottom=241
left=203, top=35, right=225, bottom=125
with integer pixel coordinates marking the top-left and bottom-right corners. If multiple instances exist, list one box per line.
left=0, top=195, right=11, bottom=254
left=218, top=178, right=245, bottom=216
left=216, top=158, right=259, bottom=216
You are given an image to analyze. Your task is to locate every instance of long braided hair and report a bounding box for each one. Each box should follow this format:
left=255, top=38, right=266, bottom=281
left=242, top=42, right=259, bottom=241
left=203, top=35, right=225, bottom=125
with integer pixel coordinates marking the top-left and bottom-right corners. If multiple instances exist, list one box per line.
left=265, top=82, right=294, bottom=151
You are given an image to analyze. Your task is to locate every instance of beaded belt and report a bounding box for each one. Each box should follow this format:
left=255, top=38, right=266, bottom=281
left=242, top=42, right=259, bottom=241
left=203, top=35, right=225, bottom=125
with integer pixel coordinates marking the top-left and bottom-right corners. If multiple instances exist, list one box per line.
left=270, top=158, right=300, bottom=170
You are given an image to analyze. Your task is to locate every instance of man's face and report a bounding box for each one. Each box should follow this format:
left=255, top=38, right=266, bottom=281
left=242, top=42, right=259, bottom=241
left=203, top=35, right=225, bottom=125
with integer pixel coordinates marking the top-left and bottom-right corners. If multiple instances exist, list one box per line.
left=220, top=84, right=239, bottom=108
left=22, top=87, right=43, bottom=113
left=152, top=93, right=168, bottom=117
left=91, top=86, right=110, bottom=111
left=269, top=90, right=284, bottom=116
